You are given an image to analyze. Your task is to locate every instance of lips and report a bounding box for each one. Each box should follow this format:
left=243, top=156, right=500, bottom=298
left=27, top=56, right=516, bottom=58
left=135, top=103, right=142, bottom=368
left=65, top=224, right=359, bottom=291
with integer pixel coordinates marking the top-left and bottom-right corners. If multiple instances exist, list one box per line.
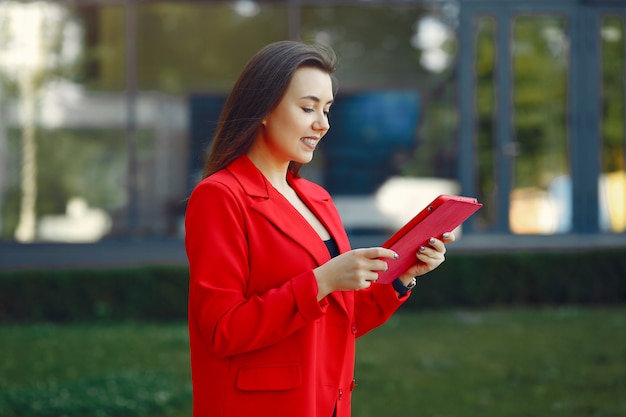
left=301, top=137, right=319, bottom=148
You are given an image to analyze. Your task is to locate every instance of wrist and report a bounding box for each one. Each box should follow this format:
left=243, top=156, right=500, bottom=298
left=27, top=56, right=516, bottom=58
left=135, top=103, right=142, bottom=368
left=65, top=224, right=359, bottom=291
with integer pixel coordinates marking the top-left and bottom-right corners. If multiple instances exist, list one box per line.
left=314, top=268, right=332, bottom=301
left=392, top=277, right=417, bottom=297
left=399, top=275, right=417, bottom=286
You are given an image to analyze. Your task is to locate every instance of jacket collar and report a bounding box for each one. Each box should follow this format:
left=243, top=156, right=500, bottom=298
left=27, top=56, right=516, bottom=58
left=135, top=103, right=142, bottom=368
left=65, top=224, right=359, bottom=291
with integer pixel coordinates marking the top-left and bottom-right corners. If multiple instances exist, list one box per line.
left=226, top=154, right=273, bottom=199
left=226, top=154, right=349, bottom=254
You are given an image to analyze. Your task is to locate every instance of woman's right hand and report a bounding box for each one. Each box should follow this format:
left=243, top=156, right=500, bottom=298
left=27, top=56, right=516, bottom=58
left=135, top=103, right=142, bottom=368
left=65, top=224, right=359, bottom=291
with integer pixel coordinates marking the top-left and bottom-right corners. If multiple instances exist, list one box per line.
left=313, top=247, right=398, bottom=301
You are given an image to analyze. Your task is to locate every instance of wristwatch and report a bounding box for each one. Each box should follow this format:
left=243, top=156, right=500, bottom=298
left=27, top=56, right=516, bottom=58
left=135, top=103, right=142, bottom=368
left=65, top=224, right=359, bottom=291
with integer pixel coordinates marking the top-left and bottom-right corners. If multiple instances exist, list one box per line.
left=392, top=277, right=417, bottom=297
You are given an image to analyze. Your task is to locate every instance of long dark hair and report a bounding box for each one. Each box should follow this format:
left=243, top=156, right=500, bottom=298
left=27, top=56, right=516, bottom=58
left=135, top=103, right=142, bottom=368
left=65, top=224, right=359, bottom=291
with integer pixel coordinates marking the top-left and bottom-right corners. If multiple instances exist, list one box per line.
left=202, top=40, right=337, bottom=179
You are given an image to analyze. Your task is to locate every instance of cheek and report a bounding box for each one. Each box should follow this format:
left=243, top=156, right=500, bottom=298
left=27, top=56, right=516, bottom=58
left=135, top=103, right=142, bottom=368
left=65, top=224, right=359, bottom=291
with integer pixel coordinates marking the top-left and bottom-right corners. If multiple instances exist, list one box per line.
left=264, top=105, right=311, bottom=142
left=272, top=112, right=305, bottom=137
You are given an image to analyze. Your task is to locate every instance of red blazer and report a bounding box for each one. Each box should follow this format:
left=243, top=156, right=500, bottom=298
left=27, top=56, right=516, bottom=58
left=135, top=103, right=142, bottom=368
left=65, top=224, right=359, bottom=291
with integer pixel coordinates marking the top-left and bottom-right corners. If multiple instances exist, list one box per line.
left=185, top=155, right=408, bottom=417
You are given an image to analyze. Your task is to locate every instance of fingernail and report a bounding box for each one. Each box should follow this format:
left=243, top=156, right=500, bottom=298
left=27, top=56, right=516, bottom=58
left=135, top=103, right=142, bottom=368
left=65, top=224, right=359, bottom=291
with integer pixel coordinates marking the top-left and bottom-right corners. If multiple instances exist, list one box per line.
left=420, top=246, right=426, bottom=252
left=443, top=232, right=450, bottom=239
left=393, top=252, right=399, bottom=259
left=429, top=238, right=435, bottom=245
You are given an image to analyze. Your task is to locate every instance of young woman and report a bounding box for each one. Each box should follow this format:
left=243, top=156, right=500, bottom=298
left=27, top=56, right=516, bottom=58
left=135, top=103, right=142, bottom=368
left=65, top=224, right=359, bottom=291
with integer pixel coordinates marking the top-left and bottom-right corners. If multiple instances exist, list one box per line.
left=185, top=40, right=454, bottom=417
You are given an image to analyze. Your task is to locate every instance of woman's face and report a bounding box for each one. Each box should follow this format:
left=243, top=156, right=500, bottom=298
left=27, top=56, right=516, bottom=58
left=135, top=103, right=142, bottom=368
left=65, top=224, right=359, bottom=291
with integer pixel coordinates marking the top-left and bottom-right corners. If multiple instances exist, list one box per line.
left=257, top=66, right=334, bottom=166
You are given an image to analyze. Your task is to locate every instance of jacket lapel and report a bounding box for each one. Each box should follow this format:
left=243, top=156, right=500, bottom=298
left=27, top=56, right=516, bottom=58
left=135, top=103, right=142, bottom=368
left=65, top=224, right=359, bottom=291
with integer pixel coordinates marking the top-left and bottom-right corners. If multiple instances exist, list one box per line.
left=253, top=196, right=332, bottom=265
left=292, top=178, right=351, bottom=253
left=289, top=175, right=354, bottom=319
left=227, top=156, right=332, bottom=266
left=227, top=155, right=353, bottom=318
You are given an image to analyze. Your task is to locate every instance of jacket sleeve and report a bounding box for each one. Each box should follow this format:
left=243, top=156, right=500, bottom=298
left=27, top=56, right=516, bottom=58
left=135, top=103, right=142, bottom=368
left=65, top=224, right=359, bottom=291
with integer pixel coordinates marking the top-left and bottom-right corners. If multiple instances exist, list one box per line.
left=353, top=282, right=410, bottom=338
left=185, top=180, right=328, bottom=358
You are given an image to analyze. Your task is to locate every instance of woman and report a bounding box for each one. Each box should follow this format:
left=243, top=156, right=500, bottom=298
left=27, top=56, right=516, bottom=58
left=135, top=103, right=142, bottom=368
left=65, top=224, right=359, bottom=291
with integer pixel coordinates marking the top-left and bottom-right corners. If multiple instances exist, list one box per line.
left=185, top=40, right=454, bottom=417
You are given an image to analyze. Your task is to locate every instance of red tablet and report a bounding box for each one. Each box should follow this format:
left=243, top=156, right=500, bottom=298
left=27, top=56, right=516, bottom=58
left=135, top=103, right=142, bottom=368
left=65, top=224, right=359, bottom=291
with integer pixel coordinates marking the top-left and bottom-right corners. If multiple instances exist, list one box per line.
left=377, top=194, right=482, bottom=284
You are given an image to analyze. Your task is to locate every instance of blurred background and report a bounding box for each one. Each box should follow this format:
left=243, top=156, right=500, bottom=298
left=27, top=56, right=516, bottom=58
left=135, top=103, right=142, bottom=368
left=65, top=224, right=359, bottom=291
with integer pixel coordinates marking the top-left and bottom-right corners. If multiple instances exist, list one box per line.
left=0, top=0, right=624, bottom=259
left=0, top=1, right=625, bottom=417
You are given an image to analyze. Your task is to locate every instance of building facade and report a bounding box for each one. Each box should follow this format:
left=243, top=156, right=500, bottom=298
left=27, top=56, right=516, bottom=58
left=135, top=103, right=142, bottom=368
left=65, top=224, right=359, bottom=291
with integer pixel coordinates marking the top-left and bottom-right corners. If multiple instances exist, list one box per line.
left=0, top=0, right=624, bottom=246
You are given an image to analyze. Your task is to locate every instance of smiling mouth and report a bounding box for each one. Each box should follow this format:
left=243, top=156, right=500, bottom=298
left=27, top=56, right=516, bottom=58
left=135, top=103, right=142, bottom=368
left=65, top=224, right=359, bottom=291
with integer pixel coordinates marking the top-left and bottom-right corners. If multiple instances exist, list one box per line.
left=301, top=137, right=319, bottom=148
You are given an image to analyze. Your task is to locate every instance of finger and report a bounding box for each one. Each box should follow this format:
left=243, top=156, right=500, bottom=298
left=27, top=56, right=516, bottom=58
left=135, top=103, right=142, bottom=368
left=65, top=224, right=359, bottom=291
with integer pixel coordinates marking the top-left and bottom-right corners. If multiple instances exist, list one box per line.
left=359, top=270, right=380, bottom=283
left=417, top=245, right=445, bottom=261
left=426, top=237, right=446, bottom=253
left=417, top=252, right=444, bottom=267
left=360, top=247, right=399, bottom=260
left=373, top=259, right=389, bottom=273
left=357, top=257, right=391, bottom=273
left=442, top=231, right=456, bottom=243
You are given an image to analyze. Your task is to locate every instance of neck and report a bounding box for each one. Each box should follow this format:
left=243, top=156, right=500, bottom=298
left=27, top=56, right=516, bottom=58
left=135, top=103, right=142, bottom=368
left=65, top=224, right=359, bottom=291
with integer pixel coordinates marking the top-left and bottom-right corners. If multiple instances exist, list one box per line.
left=246, top=150, right=290, bottom=192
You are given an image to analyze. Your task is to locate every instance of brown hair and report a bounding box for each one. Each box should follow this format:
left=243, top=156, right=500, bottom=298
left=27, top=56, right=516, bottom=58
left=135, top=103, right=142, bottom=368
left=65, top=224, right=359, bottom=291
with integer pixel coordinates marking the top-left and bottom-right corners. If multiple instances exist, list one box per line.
left=202, top=40, right=337, bottom=179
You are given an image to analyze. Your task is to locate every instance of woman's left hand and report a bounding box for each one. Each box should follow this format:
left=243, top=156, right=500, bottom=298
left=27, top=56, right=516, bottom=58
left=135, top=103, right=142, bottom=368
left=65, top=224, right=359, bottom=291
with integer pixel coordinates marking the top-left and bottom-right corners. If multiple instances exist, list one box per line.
left=398, top=232, right=456, bottom=281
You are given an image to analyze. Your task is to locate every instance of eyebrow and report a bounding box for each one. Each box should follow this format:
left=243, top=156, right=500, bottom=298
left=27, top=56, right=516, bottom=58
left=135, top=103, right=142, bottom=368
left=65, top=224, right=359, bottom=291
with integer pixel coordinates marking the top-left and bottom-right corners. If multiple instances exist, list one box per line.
left=300, top=95, right=334, bottom=106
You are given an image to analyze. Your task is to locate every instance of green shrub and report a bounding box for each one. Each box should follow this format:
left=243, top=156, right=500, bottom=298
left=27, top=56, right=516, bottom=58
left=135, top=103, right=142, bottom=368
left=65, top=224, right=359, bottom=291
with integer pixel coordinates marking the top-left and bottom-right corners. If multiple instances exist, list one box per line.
left=1, top=249, right=625, bottom=322
left=0, top=266, right=188, bottom=322
left=407, top=248, right=626, bottom=309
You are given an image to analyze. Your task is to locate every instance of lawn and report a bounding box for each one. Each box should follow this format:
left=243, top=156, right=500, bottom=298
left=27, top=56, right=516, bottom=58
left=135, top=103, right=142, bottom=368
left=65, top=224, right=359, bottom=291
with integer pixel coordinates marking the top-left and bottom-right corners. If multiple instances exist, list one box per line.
left=0, top=307, right=624, bottom=417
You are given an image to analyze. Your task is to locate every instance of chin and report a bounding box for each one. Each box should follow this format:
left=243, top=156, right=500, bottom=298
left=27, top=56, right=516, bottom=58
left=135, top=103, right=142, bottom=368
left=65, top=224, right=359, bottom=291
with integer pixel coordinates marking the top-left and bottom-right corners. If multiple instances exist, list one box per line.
left=294, top=154, right=314, bottom=164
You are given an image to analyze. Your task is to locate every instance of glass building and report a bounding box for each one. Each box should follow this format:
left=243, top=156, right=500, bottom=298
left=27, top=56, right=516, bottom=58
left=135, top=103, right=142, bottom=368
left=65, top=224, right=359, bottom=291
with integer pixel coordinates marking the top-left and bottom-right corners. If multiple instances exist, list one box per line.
left=0, top=0, right=624, bottom=248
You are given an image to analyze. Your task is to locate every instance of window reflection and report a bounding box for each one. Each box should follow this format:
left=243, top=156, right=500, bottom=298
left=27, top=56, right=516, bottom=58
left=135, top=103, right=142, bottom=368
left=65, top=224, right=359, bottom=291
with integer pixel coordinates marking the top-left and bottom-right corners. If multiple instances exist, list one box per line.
left=601, top=15, right=626, bottom=233
left=510, top=15, right=569, bottom=234
left=474, top=15, right=497, bottom=231
left=1, top=1, right=622, bottom=243
left=0, top=2, right=91, bottom=242
left=0, top=1, right=292, bottom=241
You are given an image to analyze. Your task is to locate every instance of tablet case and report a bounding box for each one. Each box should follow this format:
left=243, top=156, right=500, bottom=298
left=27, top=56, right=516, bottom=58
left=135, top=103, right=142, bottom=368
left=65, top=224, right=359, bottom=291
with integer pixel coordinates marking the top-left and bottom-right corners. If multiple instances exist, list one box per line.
left=377, top=194, right=482, bottom=284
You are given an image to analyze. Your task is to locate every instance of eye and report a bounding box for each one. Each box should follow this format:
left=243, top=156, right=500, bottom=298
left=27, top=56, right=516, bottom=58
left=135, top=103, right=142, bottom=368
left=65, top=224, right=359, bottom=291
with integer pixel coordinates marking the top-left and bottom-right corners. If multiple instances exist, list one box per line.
left=302, top=107, right=314, bottom=113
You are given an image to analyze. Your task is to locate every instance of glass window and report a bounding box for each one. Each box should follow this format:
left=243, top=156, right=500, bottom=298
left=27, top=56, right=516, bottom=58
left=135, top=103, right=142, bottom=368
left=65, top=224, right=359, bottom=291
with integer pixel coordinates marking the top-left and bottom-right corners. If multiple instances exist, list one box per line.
left=0, top=1, right=292, bottom=242
left=510, top=15, right=570, bottom=235
left=2, top=2, right=624, bottom=244
left=473, top=15, right=497, bottom=231
left=135, top=2, right=290, bottom=204
left=0, top=2, right=128, bottom=242
left=600, top=14, right=626, bottom=233
left=135, top=3, right=289, bottom=94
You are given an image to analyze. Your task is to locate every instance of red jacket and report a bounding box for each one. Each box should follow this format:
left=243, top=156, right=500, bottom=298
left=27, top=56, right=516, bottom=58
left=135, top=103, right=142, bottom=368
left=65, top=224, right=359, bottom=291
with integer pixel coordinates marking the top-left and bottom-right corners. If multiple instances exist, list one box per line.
left=185, top=155, right=408, bottom=417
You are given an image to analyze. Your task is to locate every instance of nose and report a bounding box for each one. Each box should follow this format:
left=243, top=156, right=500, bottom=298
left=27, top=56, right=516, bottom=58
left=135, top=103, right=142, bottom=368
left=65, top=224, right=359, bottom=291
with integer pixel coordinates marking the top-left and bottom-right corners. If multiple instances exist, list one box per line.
left=313, top=113, right=330, bottom=133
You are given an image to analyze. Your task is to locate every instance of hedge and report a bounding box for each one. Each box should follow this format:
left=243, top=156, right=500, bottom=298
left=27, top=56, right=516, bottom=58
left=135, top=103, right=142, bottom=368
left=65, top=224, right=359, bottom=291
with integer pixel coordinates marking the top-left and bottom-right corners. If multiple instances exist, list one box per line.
left=1, top=249, right=625, bottom=322
left=405, top=248, right=626, bottom=310
left=0, top=266, right=188, bottom=322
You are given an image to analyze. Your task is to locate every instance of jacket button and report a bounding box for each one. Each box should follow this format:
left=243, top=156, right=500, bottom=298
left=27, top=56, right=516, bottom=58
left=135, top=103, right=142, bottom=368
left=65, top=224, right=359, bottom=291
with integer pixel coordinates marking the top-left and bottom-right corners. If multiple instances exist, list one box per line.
left=338, top=388, right=343, bottom=400
left=351, top=324, right=357, bottom=334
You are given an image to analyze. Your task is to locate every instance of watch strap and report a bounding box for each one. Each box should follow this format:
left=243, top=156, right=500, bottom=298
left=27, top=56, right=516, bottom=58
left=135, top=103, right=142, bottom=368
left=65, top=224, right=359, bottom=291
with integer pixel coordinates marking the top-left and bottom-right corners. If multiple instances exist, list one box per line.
left=392, top=277, right=417, bottom=297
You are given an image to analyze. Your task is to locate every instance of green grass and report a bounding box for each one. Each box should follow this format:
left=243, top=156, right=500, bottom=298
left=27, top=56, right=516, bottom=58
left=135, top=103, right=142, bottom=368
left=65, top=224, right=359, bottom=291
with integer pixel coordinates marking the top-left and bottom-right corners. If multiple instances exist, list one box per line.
left=0, top=307, right=625, bottom=417
left=355, top=307, right=626, bottom=417
left=0, top=323, right=192, bottom=417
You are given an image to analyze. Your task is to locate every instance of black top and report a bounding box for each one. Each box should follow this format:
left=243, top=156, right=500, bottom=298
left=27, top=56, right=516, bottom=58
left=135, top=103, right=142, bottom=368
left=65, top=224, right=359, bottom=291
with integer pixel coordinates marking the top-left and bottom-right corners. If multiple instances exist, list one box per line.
left=323, top=238, right=340, bottom=258
left=323, top=238, right=340, bottom=417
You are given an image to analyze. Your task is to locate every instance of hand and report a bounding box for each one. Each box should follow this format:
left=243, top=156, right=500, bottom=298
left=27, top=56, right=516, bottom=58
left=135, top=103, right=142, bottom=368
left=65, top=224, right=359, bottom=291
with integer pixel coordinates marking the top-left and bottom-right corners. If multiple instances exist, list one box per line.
left=398, top=232, right=456, bottom=284
left=314, top=247, right=398, bottom=301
